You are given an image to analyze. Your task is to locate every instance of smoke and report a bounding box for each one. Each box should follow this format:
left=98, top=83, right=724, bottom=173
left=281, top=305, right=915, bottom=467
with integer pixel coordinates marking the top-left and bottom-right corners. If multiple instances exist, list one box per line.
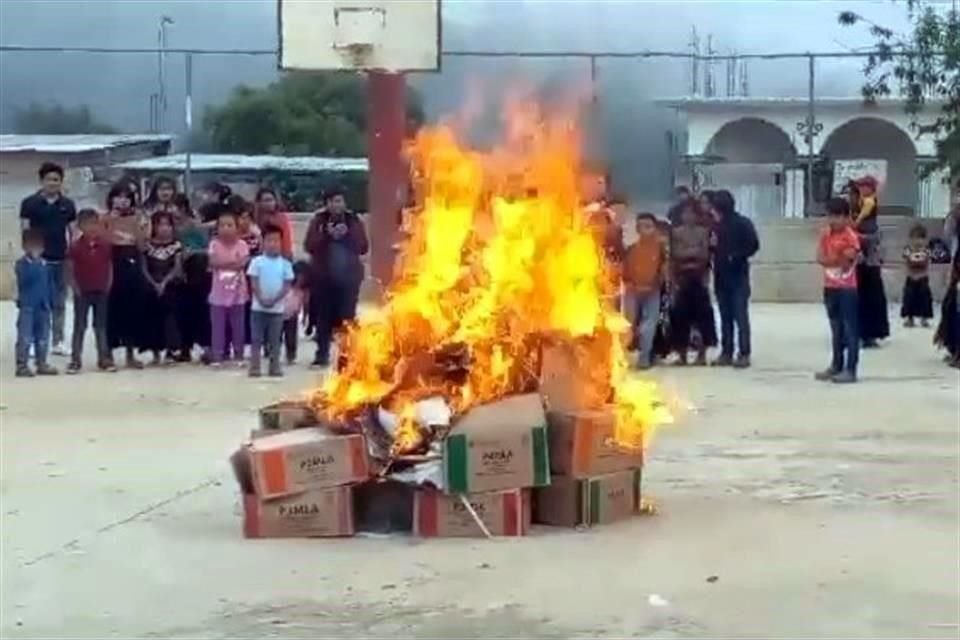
left=0, top=0, right=912, bottom=203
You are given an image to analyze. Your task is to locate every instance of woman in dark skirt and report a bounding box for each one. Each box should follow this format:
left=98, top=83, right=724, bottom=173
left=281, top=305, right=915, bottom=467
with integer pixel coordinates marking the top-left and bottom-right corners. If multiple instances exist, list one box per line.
left=668, top=204, right=717, bottom=365
left=174, top=194, right=211, bottom=362
left=105, top=182, right=149, bottom=369
left=141, top=211, right=183, bottom=364
left=935, top=251, right=960, bottom=367
left=900, top=224, right=934, bottom=327
left=849, top=178, right=890, bottom=347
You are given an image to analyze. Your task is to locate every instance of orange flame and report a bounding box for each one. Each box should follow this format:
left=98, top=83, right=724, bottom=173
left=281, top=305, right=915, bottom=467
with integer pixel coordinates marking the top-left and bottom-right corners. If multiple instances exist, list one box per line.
left=314, top=100, right=672, bottom=452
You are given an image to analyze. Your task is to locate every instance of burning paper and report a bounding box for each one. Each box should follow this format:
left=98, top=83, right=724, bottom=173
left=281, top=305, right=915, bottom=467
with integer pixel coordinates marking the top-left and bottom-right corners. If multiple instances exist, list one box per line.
left=312, top=99, right=672, bottom=453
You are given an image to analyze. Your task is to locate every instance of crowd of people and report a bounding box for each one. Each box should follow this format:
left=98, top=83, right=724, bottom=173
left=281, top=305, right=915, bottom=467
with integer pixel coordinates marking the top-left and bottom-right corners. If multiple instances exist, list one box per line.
left=601, top=178, right=960, bottom=381
left=593, top=186, right=760, bottom=372
left=14, top=161, right=368, bottom=378
left=12, top=161, right=960, bottom=381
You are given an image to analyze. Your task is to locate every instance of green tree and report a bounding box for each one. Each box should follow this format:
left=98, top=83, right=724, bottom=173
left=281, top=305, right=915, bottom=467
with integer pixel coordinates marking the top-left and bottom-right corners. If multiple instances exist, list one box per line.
left=14, top=103, right=117, bottom=135
left=839, top=1, right=960, bottom=175
left=203, top=73, right=424, bottom=156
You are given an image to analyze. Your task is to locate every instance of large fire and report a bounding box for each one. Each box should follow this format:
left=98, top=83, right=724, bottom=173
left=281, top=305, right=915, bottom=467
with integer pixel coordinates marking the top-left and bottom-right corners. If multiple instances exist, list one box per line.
left=313, top=101, right=673, bottom=454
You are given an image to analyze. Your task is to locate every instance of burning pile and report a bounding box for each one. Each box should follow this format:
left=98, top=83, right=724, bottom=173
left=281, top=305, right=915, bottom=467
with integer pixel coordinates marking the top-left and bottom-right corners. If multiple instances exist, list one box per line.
left=315, top=101, right=672, bottom=458
left=232, top=101, right=674, bottom=539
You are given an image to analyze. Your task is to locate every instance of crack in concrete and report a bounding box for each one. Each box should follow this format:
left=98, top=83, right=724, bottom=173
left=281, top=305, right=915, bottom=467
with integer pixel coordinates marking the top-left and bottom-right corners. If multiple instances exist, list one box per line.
left=21, top=477, right=219, bottom=567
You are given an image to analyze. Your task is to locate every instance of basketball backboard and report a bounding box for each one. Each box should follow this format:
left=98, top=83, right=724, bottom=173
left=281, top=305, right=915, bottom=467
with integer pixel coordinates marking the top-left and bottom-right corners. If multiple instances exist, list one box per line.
left=279, top=0, right=441, bottom=72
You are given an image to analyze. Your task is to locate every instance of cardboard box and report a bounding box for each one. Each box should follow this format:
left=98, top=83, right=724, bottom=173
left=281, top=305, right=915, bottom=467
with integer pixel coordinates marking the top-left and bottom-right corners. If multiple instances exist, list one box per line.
left=247, top=427, right=369, bottom=499
left=243, top=486, right=355, bottom=538
left=442, top=394, right=550, bottom=494
left=229, top=446, right=255, bottom=495
left=547, top=407, right=644, bottom=478
left=534, top=469, right=641, bottom=527
left=539, top=341, right=611, bottom=413
left=258, top=400, right=317, bottom=432
left=413, top=488, right=530, bottom=537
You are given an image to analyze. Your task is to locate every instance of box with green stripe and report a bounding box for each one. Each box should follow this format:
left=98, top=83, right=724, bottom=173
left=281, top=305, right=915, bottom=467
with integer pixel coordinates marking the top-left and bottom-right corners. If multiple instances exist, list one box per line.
left=442, top=394, right=551, bottom=494
left=533, top=469, right=642, bottom=527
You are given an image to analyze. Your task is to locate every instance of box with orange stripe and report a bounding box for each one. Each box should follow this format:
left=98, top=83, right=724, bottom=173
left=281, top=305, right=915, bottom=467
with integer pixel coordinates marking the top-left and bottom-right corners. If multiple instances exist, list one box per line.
left=546, top=408, right=644, bottom=478
left=243, top=486, right=355, bottom=538
left=246, top=427, right=369, bottom=500
left=413, top=488, right=531, bottom=537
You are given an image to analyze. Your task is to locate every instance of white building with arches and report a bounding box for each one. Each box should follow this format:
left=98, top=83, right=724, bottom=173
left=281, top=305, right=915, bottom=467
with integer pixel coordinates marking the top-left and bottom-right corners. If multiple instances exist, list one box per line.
left=658, top=97, right=952, bottom=302
left=663, top=97, right=950, bottom=220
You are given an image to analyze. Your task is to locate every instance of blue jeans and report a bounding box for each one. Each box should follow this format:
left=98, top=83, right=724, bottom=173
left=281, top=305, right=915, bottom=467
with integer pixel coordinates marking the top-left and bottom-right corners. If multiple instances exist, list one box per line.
left=715, top=275, right=751, bottom=357
left=47, top=261, right=67, bottom=345
left=824, top=288, right=859, bottom=374
left=249, top=310, right=284, bottom=375
left=16, top=305, right=51, bottom=368
left=625, top=289, right=661, bottom=367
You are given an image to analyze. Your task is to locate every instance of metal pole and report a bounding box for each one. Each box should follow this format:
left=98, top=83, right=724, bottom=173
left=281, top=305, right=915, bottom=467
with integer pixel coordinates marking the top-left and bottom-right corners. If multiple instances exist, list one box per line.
left=806, top=53, right=816, bottom=215
left=589, top=55, right=598, bottom=104
left=184, top=53, right=193, bottom=197
left=157, top=22, right=165, bottom=131
left=158, top=16, right=173, bottom=132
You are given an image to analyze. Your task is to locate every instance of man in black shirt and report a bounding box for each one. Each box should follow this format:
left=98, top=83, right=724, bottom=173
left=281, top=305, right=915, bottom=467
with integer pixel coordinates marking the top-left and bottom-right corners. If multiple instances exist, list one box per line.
left=20, top=162, right=77, bottom=355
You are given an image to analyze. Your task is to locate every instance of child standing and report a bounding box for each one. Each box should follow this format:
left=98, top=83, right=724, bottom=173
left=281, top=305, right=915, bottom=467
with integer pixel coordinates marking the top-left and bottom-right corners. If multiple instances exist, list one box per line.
left=815, top=198, right=861, bottom=384
left=669, top=204, right=717, bottom=365
left=142, top=211, right=184, bottom=365
left=282, top=261, right=311, bottom=365
left=238, top=207, right=262, bottom=257
left=246, top=225, right=293, bottom=377
left=173, top=194, right=211, bottom=362
left=15, top=229, right=58, bottom=376
left=623, top=213, right=665, bottom=369
left=105, top=181, right=149, bottom=369
left=208, top=211, right=249, bottom=366
left=66, top=209, right=115, bottom=374
left=900, top=224, right=934, bottom=328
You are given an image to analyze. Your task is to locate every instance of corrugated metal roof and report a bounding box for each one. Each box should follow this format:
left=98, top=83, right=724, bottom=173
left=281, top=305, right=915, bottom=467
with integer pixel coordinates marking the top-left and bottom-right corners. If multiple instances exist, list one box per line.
left=0, top=134, right=173, bottom=154
left=116, top=153, right=369, bottom=173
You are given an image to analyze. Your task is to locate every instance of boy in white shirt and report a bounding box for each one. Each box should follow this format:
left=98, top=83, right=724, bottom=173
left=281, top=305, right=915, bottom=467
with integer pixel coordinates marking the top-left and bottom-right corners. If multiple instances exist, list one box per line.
left=246, top=225, right=293, bottom=377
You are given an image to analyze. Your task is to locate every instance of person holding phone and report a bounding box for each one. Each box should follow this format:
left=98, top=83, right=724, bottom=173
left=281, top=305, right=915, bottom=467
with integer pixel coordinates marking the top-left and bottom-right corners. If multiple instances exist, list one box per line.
left=303, top=188, right=369, bottom=368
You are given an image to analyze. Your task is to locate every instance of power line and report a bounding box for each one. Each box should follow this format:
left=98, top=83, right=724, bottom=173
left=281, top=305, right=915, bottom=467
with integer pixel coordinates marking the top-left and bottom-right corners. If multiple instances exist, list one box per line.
left=0, top=44, right=919, bottom=61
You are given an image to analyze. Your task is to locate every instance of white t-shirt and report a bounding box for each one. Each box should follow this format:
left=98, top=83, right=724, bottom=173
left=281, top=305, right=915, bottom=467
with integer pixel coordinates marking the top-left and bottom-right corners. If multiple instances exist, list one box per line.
left=247, top=254, right=294, bottom=314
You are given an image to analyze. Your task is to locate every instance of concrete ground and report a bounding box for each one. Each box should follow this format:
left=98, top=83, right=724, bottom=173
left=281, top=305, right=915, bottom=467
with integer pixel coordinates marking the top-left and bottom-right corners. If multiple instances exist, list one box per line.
left=0, top=302, right=957, bottom=639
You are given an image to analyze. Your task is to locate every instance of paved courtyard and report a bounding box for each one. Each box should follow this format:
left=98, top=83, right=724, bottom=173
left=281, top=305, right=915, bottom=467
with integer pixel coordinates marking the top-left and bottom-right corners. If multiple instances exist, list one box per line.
left=0, top=302, right=957, bottom=638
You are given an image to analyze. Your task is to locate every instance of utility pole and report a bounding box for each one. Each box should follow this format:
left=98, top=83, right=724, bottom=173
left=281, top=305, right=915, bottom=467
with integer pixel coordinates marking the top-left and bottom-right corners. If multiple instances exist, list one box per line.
left=726, top=51, right=737, bottom=97
left=157, top=15, right=174, bottom=132
left=689, top=26, right=700, bottom=96
left=184, top=52, right=193, bottom=196
left=704, top=34, right=716, bottom=98
left=739, top=58, right=750, bottom=97
left=796, top=54, right=822, bottom=213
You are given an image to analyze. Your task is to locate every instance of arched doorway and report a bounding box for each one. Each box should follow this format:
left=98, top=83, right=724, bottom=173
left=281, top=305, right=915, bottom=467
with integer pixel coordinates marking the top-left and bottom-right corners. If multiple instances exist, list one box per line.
left=705, top=117, right=797, bottom=163
left=702, top=118, right=798, bottom=219
left=820, top=117, right=917, bottom=214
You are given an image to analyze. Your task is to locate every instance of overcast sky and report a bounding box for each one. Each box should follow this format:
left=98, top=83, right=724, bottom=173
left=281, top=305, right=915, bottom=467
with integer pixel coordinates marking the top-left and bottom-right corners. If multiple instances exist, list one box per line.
left=0, top=0, right=919, bottom=130
left=0, top=0, right=923, bottom=200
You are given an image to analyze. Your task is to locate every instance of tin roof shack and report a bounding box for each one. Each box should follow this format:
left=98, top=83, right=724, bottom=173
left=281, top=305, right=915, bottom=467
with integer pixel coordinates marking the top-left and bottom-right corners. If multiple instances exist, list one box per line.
left=116, top=154, right=370, bottom=214
left=0, top=134, right=173, bottom=299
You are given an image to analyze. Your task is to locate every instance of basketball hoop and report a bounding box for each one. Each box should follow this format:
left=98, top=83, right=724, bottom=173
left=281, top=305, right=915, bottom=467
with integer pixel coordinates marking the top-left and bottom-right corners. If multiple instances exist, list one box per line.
left=278, top=0, right=439, bottom=73
left=335, top=42, right=374, bottom=68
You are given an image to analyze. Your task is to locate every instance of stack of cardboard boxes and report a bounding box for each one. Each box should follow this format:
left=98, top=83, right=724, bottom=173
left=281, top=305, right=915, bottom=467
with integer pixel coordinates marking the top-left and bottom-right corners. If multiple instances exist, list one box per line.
left=234, top=381, right=645, bottom=539
left=534, top=343, right=645, bottom=529
left=240, top=414, right=369, bottom=538
left=533, top=408, right=643, bottom=528
left=414, top=393, right=550, bottom=537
